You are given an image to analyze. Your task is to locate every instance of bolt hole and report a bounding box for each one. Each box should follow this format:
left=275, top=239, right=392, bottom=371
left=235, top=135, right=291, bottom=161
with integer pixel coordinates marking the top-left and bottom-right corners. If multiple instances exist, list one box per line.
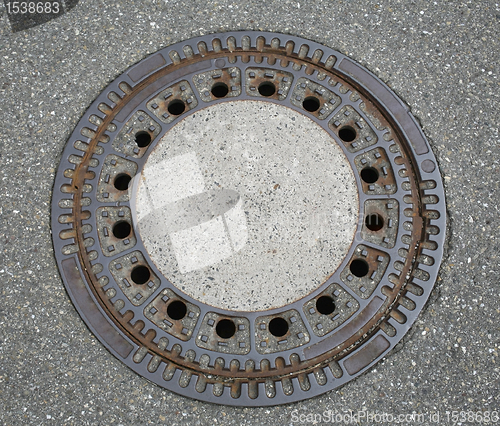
left=350, top=259, right=370, bottom=278
left=269, top=317, right=289, bottom=337
left=135, top=131, right=152, bottom=148
left=258, top=81, right=276, bottom=97
left=316, top=296, right=336, bottom=315
left=216, top=319, right=236, bottom=339
left=167, top=99, right=186, bottom=116
left=130, top=265, right=150, bottom=285
left=113, top=174, right=132, bottom=191
left=365, top=214, right=384, bottom=231
left=211, top=82, right=229, bottom=98
left=360, top=167, right=379, bottom=184
left=338, top=126, right=357, bottom=142
left=302, top=96, right=320, bottom=112
left=112, top=221, right=131, bottom=239
left=167, top=300, right=187, bottom=320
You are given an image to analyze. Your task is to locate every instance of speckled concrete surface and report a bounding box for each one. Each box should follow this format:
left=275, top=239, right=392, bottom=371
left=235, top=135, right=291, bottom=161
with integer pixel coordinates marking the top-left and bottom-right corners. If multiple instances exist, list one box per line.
left=0, top=1, right=499, bottom=425
left=137, top=101, right=358, bottom=312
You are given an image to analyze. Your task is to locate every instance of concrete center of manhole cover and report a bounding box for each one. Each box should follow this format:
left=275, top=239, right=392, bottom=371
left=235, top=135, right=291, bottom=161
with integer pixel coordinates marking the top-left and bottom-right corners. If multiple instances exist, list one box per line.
left=135, top=100, right=359, bottom=311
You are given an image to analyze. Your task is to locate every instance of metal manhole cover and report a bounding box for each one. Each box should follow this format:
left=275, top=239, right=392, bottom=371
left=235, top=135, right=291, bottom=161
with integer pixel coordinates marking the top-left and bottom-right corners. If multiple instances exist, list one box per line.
left=51, top=31, right=446, bottom=406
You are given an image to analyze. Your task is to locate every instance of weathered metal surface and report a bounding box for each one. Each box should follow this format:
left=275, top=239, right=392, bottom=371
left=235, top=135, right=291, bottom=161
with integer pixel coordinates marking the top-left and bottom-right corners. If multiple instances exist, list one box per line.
left=245, top=67, right=294, bottom=101
left=193, top=67, right=242, bottom=102
left=51, top=32, right=446, bottom=406
left=291, top=77, right=341, bottom=120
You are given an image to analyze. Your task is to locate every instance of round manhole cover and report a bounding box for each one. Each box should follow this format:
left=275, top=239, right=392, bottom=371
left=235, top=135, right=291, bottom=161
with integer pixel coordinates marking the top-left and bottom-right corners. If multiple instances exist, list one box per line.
left=51, top=32, right=446, bottom=406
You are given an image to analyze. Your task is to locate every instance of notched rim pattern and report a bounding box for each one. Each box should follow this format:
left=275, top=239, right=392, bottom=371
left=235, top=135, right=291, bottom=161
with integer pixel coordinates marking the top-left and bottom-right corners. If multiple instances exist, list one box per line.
left=51, top=31, right=446, bottom=406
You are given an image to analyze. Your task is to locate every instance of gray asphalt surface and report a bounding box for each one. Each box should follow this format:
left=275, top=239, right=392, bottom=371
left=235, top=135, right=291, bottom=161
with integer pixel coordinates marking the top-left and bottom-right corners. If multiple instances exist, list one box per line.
left=1, top=0, right=499, bottom=425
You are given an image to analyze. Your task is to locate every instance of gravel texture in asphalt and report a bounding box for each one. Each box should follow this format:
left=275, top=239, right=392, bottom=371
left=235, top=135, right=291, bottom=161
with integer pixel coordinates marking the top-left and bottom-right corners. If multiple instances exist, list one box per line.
left=0, top=1, right=499, bottom=425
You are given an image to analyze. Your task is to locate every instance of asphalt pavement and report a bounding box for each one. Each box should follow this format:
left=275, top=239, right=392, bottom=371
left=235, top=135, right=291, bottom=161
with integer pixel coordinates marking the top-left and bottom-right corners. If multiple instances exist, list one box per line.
left=0, top=0, right=499, bottom=425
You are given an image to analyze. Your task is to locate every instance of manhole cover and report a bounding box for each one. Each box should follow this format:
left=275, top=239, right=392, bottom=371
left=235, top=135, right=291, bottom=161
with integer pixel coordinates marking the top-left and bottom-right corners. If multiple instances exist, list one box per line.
left=51, top=32, right=446, bottom=406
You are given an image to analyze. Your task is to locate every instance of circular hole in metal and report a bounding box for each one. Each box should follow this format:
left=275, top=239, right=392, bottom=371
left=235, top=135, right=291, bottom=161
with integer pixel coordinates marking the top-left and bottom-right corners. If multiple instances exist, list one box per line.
left=338, top=126, right=357, bottom=142
left=113, top=174, right=132, bottom=191
left=216, top=319, right=236, bottom=339
left=316, top=295, right=336, bottom=315
left=258, top=81, right=276, bottom=97
left=302, top=96, right=320, bottom=112
left=168, top=99, right=186, bottom=116
left=211, top=82, right=229, bottom=98
left=365, top=214, right=384, bottom=231
left=130, top=265, right=150, bottom=284
left=269, top=317, right=289, bottom=337
left=135, top=131, right=152, bottom=148
left=360, top=167, right=379, bottom=183
left=167, top=300, right=187, bottom=320
left=350, top=259, right=369, bottom=277
left=112, top=221, right=131, bottom=239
